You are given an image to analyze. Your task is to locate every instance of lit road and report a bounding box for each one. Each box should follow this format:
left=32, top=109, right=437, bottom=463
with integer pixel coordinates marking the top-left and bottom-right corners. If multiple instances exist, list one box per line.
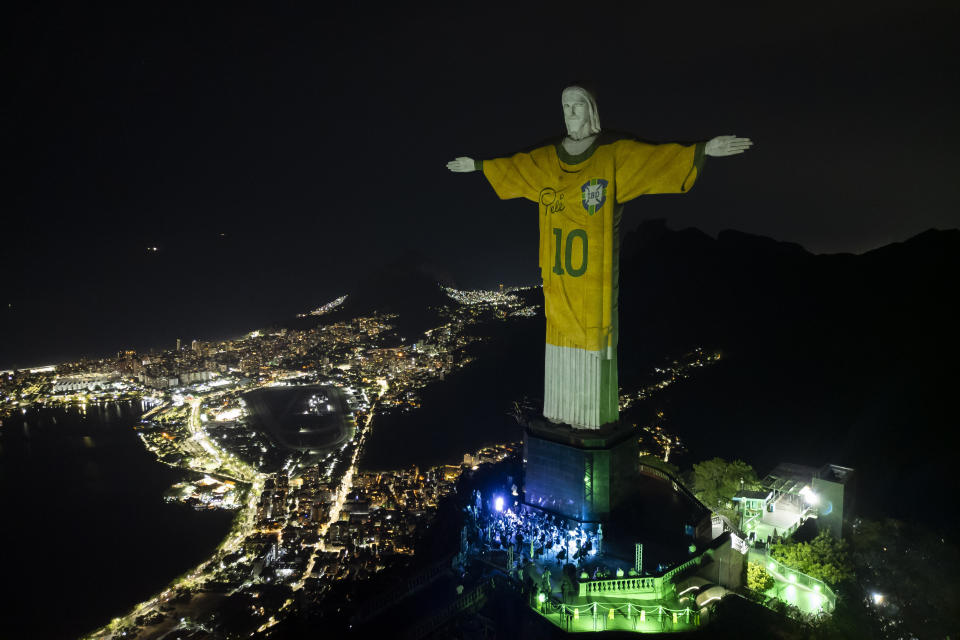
left=188, top=398, right=221, bottom=460
left=86, top=375, right=385, bottom=639
left=297, top=377, right=387, bottom=590
left=85, top=391, right=266, bottom=640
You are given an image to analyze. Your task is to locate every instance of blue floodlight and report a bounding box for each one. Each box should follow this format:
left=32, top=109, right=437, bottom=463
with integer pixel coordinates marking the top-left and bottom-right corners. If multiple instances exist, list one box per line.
left=494, top=496, right=504, bottom=512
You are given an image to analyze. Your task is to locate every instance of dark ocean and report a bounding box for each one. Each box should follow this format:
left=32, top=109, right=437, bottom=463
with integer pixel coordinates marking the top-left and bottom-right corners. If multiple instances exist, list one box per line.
left=0, top=402, right=235, bottom=640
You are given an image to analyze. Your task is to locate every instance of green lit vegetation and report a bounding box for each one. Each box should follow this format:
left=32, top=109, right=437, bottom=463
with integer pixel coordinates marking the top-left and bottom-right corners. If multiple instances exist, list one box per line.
left=746, top=562, right=775, bottom=592
left=690, top=457, right=760, bottom=520
left=769, top=530, right=853, bottom=587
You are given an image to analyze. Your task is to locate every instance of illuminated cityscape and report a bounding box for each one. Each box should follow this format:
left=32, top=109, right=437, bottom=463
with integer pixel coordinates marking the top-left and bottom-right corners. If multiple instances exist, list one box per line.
left=0, top=285, right=740, bottom=639
left=1, top=289, right=534, bottom=638
left=6, top=3, right=959, bottom=637
left=3, top=277, right=957, bottom=639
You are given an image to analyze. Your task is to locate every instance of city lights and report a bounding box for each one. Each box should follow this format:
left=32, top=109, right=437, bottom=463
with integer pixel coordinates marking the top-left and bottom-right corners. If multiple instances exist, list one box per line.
left=3, top=284, right=777, bottom=638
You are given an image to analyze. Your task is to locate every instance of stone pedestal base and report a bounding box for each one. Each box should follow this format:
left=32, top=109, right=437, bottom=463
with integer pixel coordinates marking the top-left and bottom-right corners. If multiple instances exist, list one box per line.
left=523, top=418, right=638, bottom=523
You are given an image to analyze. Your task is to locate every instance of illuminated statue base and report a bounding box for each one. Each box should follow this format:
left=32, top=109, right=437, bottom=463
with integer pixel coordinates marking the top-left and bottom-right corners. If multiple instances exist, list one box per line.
left=522, top=418, right=638, bottom=523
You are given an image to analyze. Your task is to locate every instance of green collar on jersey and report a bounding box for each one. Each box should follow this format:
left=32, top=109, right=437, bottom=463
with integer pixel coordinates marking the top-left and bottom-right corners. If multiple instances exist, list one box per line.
left=554, top=130, right=647, bottom=165
left=555, top=135, right=603, bottom=165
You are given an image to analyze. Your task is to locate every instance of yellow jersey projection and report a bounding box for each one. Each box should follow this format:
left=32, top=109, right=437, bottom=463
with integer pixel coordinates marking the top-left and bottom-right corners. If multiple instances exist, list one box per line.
left=479, top=133, right=705, bottom=428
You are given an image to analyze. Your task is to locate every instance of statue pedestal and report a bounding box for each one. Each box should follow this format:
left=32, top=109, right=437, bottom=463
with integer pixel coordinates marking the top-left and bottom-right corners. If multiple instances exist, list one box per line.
left=523, top=418, right=637, bottom=523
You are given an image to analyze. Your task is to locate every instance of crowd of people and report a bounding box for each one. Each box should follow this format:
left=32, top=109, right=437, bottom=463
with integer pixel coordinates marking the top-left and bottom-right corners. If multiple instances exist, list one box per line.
left=466, top=489, right=604, bottom=570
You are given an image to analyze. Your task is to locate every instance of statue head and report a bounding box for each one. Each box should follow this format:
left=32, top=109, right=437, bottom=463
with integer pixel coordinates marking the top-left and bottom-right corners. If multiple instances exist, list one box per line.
left=561, top=86, right=601, bottom=140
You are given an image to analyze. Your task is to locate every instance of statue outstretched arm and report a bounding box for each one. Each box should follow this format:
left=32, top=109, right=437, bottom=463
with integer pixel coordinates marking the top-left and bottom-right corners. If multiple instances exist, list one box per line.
left=446, top=157, right=477, bottom=173
left=705, top=135, right=752, bottom=157
left=614, top=140, right=707, bottom=201
left=614, top=135, right=752, bottom=202
left=447, top=149, right=550, bottom=202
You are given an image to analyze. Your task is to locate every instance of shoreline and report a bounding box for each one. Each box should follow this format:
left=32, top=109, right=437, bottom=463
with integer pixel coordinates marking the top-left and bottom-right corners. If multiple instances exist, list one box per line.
left=82, top=396, right=267, bottom=640
left=84, top=381, right=386, bottom=640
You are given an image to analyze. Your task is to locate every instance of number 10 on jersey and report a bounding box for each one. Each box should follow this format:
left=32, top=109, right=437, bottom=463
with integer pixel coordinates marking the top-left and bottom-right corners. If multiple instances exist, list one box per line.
left=551, top=228, right=588, bottom=277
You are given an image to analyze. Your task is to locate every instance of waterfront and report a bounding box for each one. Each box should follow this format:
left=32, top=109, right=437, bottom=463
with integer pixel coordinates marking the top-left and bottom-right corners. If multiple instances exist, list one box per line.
left=3, top=274, right=955, bottom=639
left=0, top=402, right=235, bottom=640
left=359, top=339, right=532, bottom=471
left=0, top=290, right=537, bottom=638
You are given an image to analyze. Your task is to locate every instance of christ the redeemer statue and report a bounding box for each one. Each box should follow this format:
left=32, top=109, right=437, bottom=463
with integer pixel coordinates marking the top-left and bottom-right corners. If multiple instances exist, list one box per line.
left=447, top=86, right=751, bottom=430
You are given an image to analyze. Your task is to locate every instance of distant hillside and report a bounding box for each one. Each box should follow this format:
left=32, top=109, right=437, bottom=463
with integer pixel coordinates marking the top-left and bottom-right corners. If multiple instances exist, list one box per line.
left=344, top=253, right=451, bottom=315
left=286, top=222, right=958, bottom=531
left=616, top=220, right=959, bottom=530
left=283, top=253, right=453, bottom=338
left=619, top=220, right=957, bottom=361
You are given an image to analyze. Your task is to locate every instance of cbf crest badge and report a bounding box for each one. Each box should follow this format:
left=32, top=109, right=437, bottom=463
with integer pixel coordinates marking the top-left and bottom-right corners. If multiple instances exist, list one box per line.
left=581, top=178, right=608, bottom=215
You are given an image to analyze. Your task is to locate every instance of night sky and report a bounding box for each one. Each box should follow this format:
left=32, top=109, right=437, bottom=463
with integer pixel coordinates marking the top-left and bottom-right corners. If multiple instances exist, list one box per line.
left=4, top=2, right=958, bottom=368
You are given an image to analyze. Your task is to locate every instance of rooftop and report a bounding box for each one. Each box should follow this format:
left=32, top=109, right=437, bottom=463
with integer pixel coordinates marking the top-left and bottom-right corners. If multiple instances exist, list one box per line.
left=733, top=489, right=772, bottom=501
left=761, top=462, right=854, bottom=495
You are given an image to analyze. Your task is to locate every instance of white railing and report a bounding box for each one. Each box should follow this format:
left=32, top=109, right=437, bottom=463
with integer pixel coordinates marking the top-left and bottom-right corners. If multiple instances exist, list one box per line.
left=577, top=552, right=705, bottom=598
left=581, top=576, right=658, bottom=596
left=661, top=556, right=703, bottom=582
left=747, top=549, right=836, bottom=612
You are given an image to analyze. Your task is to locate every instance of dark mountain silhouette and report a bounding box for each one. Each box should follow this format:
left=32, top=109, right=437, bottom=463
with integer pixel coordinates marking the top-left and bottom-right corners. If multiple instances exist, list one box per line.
left=339, top=251, right=452, bottom=335
left=283, top=252, right=454, bottom=338
left=293, top=222, right=957, bottom=531
left=619, top=220, right=957, bottom=358
left=616, top=220, right=958, bottom=531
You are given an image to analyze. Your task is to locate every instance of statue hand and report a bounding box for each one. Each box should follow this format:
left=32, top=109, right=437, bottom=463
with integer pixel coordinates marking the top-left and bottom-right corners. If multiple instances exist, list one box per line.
left=446, top=156, right=476, bottom=173
left=705, top=135, right=753, bottom=157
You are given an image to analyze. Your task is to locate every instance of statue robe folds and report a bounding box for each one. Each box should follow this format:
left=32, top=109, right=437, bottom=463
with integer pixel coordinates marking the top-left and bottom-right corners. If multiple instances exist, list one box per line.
left=479, top=134, right=705, bottom=429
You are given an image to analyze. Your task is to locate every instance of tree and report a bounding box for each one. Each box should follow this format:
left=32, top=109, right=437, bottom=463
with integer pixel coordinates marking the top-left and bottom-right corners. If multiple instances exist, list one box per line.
left=845, top=518, right=960, bottom=640
left=769, top=530, right=853, bottom=587
left=747, top=562, right=775, bottom=593
left=690, top=457, right=760, bottom=517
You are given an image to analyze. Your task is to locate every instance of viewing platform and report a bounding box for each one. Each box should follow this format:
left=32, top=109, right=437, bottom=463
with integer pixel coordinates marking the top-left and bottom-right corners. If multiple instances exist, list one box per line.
left=534, top=599, right=700, bottom=633
left=474, top=528, right=735, bottom=635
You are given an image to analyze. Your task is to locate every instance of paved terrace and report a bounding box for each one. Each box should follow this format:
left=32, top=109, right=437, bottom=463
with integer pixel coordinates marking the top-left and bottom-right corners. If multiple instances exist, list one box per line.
left=534, top=599, right=700, bottom=633
left=748, top=548, right=835, bottom=615
left=478, top=547, right=705, bottom=633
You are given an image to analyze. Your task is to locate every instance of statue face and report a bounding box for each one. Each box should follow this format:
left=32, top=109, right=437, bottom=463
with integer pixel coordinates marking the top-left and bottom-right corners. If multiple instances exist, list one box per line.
left=562, top=89, right=590, bottom=137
